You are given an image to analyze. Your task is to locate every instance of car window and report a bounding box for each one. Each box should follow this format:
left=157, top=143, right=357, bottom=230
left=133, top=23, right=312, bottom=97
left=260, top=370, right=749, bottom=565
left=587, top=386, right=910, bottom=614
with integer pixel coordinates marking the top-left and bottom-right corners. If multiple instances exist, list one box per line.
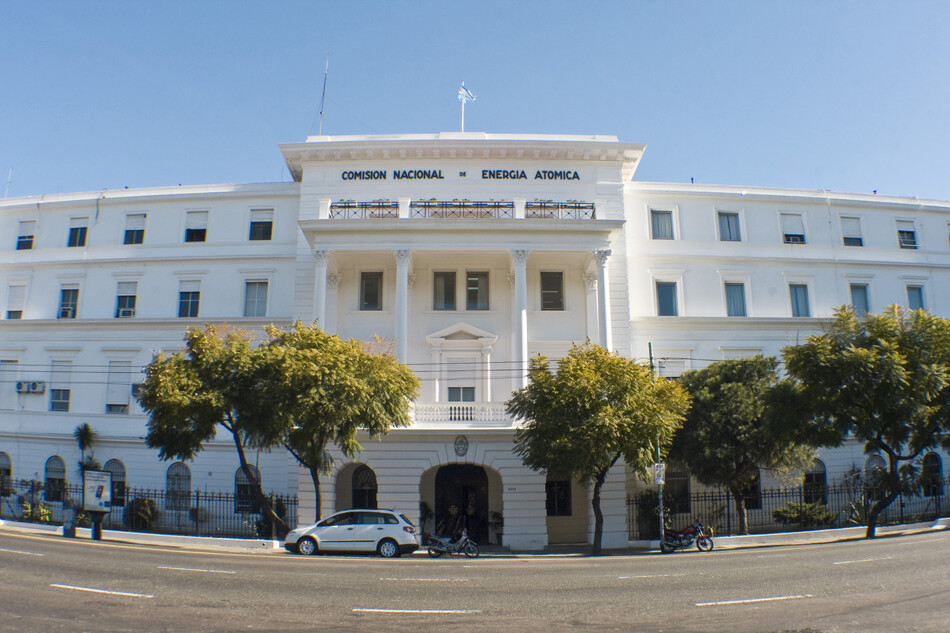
left=321, top=512, right=356, bottom=526
left=399, top=513, right=415, bottom=526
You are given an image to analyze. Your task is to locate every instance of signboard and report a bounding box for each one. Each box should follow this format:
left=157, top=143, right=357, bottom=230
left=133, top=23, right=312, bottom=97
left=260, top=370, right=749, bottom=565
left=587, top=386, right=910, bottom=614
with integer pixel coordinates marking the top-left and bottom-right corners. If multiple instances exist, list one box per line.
left=83, top=470, right=112, bottom=513
left=653, top=463, right=666, bottom=485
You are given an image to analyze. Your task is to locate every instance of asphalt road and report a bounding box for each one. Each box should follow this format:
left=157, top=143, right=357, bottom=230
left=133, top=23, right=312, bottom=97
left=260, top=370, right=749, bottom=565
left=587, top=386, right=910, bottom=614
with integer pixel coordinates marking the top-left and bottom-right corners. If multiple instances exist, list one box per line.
left=1, top=530, right=948, bottom=632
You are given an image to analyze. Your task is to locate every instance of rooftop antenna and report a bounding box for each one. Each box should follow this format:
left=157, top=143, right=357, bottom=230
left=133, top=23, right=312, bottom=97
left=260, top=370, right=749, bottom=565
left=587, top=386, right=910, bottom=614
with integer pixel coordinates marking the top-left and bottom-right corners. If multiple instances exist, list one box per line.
left=318, top=55, right=329, bottom=135
left=458, top=81, right=475, bottom=132
left=4, top=169, right=11, bottom=198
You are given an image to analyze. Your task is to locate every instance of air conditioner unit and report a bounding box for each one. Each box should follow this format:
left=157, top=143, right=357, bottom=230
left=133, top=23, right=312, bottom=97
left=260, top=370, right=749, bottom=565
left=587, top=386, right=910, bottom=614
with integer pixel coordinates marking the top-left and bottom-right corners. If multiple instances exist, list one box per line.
left=131, top=383, right=145, bottom=400
left=30, top=381, right=46, bottom=394
left=118, top=308, right=135, bottom=318
left=15, top=381, right=29, bottom=393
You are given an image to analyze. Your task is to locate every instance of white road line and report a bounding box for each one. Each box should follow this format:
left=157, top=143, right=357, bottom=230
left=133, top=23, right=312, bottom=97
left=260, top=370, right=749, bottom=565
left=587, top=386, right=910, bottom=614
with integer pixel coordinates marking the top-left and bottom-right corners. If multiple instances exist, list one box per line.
left=159, top=566, right=237, bottom=574
left=0, top=547, right=43, bottom=556
left=50, top=584, right=154, bottom=599
left=832, top=556, right=893, bottom=565
left=696, top=594, right=813, bottom=607
left=353, top=608, right=480, bottom=614
left=378, top=577, right=470, bottom=582
left=619, top=573, right=691, bottom=579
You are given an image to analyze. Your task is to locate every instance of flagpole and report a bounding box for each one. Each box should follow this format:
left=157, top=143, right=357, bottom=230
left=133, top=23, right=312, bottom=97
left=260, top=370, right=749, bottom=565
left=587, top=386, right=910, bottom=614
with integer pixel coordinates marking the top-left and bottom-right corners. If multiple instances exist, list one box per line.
left=461, top=99, right=465, bottom=132
left=318, top=55, right=329, bottom=135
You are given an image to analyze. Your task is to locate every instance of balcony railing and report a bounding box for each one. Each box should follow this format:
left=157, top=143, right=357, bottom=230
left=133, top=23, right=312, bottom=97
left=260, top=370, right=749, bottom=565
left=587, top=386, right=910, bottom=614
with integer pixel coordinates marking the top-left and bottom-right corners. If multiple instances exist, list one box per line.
left=525, top=201, right=596, bottom=220
left=410, top=200, right=514, bottom=219
left=329, top=200, right=399, bottom=219
left=411, top=402, right=514, bottom=426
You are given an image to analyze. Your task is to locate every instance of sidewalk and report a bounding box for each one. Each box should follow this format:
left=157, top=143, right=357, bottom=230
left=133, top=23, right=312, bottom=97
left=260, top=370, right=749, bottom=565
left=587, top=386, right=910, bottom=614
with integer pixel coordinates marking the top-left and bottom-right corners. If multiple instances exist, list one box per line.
left=2, top=516, right=947, bottom=556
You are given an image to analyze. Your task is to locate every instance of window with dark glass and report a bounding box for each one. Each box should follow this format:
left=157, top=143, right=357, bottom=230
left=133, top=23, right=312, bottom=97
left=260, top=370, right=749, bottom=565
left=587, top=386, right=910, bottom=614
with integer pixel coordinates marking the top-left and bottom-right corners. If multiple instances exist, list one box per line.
left=6, top=285, right=25, bottom=320
left=360, top=272, right=382, bottom=311
left=104, top=459, right=126, bottom=507
left=849, top=284, right=869, bottom=317
left=724, top=282, right=746, bottom=317
left=178, top=282, right=200, bottom=318
left=0, top=452, right=13, bottom=496
left=184, top=211, right=208, bottom=243
left=466, top=271, right=489, bottom=310
left=922, top=452, right=943, bottom=497
left=545, top=479, right=571, bottom=516
left=67, top=218, right=88, bottom=247
left=58, top=287, right=78, bottom=319
left=244, top=281, right=268, bottom=317
left=650, top=210, right=674, bottom=240
left=803, top=460, right=827, bottom=504
left=166, top=462, right=191, bottom=511
left=789, top=284, right=810, bottom=317
left=841, top=216, right=863, bottom=246
left=235, top=465, right=261, bottom=513
left=897, top=220, right=917, bottom=249
left=352, top=465, right=378, bottom=509
left=447, top=386, right=475, bottom=402
left=433, top=272, right=456, bottom=310
left=115, top=282, right=137, bottom=318
left=540, top=272, right=563, bottom=310
left=16, top=221, right=35, bottom=250
left=781, top=213, right=806, bottom=244
left=718, top=212, right=741, bottom=241
left=44, top=456, right=66, bottom=503
left=124, top=213, right=145, bottom=245
left=656, top=281, right=677, bottom=316
left=249, top=210, right=273, bottom=241
left=665, top=468, right=692, bottom=514
left=907, top=285, right=925, bottom=311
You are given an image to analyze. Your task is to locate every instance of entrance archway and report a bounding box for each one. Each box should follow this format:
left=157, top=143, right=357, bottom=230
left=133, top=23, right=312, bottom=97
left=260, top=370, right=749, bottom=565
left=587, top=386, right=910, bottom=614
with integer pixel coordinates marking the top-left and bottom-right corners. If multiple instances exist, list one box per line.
left=434, top=464, right=489, bottom=543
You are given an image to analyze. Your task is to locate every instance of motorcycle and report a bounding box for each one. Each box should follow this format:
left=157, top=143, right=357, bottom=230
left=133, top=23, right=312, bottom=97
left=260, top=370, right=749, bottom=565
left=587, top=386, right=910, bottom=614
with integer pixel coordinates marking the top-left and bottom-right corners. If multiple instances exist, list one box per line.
left=660, top=522, right=714, bottom=553
left=426, top=529, right=479, bottom=558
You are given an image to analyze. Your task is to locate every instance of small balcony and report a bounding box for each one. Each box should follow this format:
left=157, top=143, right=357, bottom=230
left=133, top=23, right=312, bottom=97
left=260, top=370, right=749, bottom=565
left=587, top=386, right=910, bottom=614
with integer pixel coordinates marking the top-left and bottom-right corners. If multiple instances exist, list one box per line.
left=329, top=200, right=399, bottom=219
left=410, top=200, right=514, bottom=219
left=525, top=201, right=596, bottom=220
left=410, top=402, right=515, bottom=428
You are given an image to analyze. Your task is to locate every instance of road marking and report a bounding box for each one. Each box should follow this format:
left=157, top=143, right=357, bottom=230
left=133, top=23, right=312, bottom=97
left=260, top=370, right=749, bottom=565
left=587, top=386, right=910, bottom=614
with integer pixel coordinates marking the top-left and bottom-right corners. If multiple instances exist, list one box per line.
left=159, top=566, right=237, bottom=574
left=0, top=547, right=43, bottom=556
left=832, top=556, right=893, bottom=565
left=353, top=608, right=480, bottom=614
left=50, top=584, right=154, bottom=599
left=696, top=594, right=813, bottom=607
left=619, top=573, right=691, bottom=579
left=379, top=577, right=470, bottom=582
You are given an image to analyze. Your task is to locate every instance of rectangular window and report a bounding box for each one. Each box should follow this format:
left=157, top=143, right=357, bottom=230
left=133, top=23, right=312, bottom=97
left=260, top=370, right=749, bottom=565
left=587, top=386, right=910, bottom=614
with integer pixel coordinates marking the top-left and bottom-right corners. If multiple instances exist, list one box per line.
left=244, top=281, right=268, bottom=317
left=540, top=272, right=564, bottom=310
left=359, top=272, right=382, bottom=311
left=656, top=281, right=678, bottom=316
left=724, top=282, right=746, bottom=317
left=50, top=360, right=71, bottom=412
left=16, top=221, right=35, bottom=250
left=781, top=213, right=806, bottom=244
left=718, top=212, right=741, bottom=242
left=545, top=480, right=572, bottom=517
left=115, top=281, right=137, bottom=318
left=67, top=217, right=88, bottom=247
left=248, top=209, right=273, bottom=241
left=849, top=284, right=869, bottom=317
left=184, top=211, right=208, bottom=243
left=466, top=271, right=489, bottom=310
left=907, top=285, right=925, bottom=311
left=447, top=386, right=475, bottom=402
left=6, top=285, right=25, bottom=320
left=58, top=287, right=78, bottom=319
left=650, top=210, right=674, bottom=240
left=897, top=220, right=917, bottom=249
left=789, top=284, right=810, bottom=317
left=178, top=281, right=200, bottom=318
left=433, top=272, right=457, bottom=310
left=124, top=213, right=146, bottom=245
left=106, top=360, right=131, bottom=414
left=841, top=216, right=863, bottom=247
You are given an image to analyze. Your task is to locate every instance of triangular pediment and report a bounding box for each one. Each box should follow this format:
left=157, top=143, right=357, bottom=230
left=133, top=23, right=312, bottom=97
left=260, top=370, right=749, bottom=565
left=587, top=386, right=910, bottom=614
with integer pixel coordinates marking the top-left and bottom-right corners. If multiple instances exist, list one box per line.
left=426, top=322, right=498, bottom=345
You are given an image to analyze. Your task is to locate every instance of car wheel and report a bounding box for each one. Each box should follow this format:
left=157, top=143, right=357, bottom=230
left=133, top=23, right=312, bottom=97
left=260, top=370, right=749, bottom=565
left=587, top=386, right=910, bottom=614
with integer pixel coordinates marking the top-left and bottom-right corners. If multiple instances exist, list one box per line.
left=298, top=536, right=318, bottom=556
left=377, top=538, right=400, bottom=558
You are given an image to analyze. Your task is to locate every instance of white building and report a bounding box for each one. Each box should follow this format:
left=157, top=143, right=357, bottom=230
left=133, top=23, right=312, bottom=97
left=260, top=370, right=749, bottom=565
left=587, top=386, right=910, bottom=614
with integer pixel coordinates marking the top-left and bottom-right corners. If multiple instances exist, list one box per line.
left=1, top=132, right=948, bottom=548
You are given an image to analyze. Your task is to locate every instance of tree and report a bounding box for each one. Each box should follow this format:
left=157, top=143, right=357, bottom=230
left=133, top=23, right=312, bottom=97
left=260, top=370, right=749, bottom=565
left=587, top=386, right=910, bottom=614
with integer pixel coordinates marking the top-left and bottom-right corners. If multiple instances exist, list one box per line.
left=506, top=343, right=690, bottom=554
left=671, top=356, right=814, bottom=535
left=257, top=325, right=419, bottom=519
left=74, top=423, right=101, bottom=473
left=783, top=306, right=950, bottom=538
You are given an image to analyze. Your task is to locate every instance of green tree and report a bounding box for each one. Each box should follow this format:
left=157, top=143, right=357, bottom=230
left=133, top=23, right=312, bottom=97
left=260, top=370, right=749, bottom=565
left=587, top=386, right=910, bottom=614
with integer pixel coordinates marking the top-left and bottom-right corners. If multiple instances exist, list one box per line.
left=74, top=423, right=102, bottom=474
left=783, top=306, right=950, bottom=538
left=257, top=325, right=419, bottom=519
left=672, top=356, right=814, bottom=535
left=507, top=343, right=690, bottom=554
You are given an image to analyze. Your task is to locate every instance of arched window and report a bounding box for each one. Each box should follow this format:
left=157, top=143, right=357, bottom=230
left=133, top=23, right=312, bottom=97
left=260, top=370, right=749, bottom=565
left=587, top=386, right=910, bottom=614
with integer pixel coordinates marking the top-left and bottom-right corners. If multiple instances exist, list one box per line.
left=104, top=459, right=126, bottom=507
left=351, top=465, right=378, bottom=509
left=165, top=462, right=191, bottom=511
left=235, top=465, right=261, bottom=513
left=922, top=452, right=943, bottom=497
left=864, top=454, right=887, bottom=500
left=44, top=456, right=66, bottom=502
left=803, top=459, right=827, bottom=505
left=0, top=452, right=12, bottom=496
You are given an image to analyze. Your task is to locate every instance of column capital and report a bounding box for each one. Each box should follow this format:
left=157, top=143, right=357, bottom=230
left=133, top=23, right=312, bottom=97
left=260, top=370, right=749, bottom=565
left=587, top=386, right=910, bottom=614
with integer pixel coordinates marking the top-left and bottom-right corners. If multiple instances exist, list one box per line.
left=313, top=249, right=330, bottom=264
left=326, top=273, right=341, bottom=289
left=583, top=273, right=598, bottom=292
left=593, top=249, right=611, bottom=267
left=511, top=249, right=530, bottom=265
left=395, top=249, right=412, bottom=264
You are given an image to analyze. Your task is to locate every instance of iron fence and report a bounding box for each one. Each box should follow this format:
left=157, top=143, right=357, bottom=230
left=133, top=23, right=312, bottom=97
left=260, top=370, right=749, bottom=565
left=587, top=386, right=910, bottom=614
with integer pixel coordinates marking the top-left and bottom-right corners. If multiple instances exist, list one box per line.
left=628, top=480, right=948, bottom=539
left=0, top=479, right=297, bottom=539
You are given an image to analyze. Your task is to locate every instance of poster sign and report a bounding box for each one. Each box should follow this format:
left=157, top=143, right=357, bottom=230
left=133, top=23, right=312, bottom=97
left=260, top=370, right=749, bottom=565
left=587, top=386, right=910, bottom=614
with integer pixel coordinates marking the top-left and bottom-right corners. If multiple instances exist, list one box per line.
left=654, top=463, right=666, bottom=485
left=83, top=470, right=112, bottom=512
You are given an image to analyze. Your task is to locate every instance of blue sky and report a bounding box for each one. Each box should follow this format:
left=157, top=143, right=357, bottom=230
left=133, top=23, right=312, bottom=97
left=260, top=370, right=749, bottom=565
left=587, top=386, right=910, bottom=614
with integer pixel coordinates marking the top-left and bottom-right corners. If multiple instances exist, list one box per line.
left=2, top=1, right=949, bottom=200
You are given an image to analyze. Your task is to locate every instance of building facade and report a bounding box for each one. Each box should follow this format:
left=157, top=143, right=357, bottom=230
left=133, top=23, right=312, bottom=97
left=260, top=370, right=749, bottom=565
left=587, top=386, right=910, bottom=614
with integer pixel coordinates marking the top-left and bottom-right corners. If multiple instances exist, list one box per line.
left=1, top=132, right=948, bottom=548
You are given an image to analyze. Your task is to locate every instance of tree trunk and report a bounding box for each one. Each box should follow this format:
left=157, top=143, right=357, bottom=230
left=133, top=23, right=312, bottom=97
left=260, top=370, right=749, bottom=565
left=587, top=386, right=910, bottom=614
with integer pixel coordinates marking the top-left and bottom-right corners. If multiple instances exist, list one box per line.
left=591, top=470, right=606, bottom=556
left=231, top=433, right=290, bottom=537
left=866, top=456, right=902, bottom=539
left=309, top=468, right=322, bottom=521
left=728, top=486, right=750, bottom=535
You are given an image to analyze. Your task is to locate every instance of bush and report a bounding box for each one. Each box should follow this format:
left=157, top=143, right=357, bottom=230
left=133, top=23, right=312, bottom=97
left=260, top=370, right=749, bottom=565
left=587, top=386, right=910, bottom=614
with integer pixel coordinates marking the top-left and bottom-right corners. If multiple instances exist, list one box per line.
left=22, top=500, right=54, bottom=524
left=124, top=497, right=160, bottom=531
left=771, top=501, right=837, bottom=528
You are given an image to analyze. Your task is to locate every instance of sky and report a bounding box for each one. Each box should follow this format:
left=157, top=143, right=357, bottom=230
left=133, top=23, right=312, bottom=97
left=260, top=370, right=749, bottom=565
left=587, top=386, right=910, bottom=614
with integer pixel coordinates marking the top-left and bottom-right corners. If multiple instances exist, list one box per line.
left=1, top=1, right=949, bottom=200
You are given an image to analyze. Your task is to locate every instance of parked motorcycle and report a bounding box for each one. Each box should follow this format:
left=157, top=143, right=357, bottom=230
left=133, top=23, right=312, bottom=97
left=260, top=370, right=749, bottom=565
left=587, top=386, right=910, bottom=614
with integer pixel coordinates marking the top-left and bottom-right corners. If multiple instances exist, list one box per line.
left=427, top=529, right=479, bottom=558
left=660, top=522, right=714, bottom=553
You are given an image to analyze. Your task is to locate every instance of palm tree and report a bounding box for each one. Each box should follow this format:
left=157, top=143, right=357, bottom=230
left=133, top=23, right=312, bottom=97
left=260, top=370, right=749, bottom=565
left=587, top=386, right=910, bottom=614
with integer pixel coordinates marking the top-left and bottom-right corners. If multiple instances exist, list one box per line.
left=74, top=423, right=100, bottom=473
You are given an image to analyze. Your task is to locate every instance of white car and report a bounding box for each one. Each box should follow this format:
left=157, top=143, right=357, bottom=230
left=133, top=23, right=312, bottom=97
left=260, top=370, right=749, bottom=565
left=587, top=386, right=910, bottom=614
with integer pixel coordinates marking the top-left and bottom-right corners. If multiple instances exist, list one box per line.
left=284, top=509, right=419, bottom=558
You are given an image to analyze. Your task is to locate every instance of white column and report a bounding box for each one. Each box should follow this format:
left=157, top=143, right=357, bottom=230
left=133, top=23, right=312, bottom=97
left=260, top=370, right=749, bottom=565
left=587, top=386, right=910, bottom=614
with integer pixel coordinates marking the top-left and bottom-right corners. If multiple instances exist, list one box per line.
left=512, top=249, right=530, bottom=389
left=481, top=344, right=493, bottom=402
left=395, top=249, right=411, bottom=363
left=313, top=249, right=329, bottom=327
left=594, top=249, right=612, bottom=351
left=431, top=345, right=441, bottom=402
